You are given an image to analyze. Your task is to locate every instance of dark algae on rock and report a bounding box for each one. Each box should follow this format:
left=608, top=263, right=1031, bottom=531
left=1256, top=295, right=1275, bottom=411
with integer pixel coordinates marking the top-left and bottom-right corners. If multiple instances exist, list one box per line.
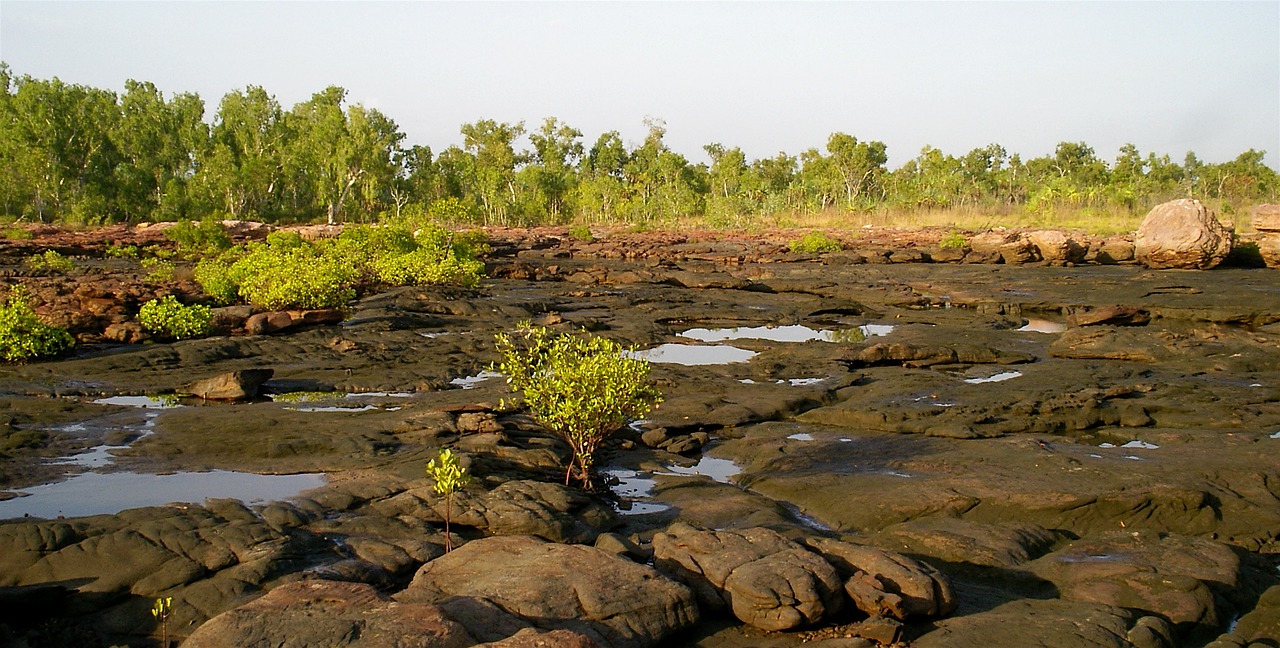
left=0, top=223, right=1278, bottom=647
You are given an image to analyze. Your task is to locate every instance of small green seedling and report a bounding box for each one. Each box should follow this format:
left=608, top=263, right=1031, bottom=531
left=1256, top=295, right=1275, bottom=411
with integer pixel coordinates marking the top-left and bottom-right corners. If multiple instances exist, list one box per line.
left=426, top=448, right=469, bottom=552
left=151, top=596, right=173, bottom=647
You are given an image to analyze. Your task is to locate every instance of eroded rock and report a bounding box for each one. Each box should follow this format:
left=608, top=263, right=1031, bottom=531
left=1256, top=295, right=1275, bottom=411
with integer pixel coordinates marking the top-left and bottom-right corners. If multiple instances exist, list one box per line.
left=1135, top=198, right=1233, bottom=269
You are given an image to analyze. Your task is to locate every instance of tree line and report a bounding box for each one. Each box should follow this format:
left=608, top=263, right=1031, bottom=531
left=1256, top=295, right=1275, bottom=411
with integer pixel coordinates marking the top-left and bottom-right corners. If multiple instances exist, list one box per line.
left=2, top=64, right=1276, bottom=228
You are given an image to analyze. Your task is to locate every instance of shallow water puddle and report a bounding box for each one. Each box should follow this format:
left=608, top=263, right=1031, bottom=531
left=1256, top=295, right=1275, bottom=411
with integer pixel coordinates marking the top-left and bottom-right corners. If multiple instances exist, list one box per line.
left=95, top=395, right=183, bottom=409
left=1271, top=430, right=1280, bottom=439
left=601, top=468, right=671, bottom=516
left=963, top=371, right=1023, bottom=384
left=0, top=470, right=326, bottom=520
left=450, top=370, right=503, bottom=389
left=787, top=433, right=815, bottom=441
left=662, top=456, right=742, bottom=483
left=627, top=344, right=757, bottom=366
left=740, top=377, right=827, bottom=387
left=1099, top=441, right=1160, bottom=449
left=678, top=324, right=893, bottom=344
left=1018, top=319, right=1067, bottom=333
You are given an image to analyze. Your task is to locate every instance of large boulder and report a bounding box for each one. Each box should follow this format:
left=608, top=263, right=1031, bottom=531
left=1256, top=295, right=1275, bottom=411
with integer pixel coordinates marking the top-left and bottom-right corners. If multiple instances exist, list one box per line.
left=186, top=368, right=274, bottom=400
left=184, top=580, right=600, bottom=648
left=652, top=524, right=844, bottom=631
left=1254, top=204, right=1280, bottom=268
left=1028, top=230, right=1085, bottom=265
left=1134, top=199, right=1233, bottom=269
left=802, top=537, right=956, bottom=620
left=397, top=535, right=698, bottom=647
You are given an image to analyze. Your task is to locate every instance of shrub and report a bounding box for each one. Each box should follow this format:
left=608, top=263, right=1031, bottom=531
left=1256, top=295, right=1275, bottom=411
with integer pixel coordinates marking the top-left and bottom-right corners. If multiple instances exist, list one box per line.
left=195, top=238, right=358, bottom=311
left=789, top=231, right=843, bottom=254
left=940, top=230, right=967, bottom=249
left=138, top=295, right=212, bottom=340
left=25, top=250, right=74, bottom=273
left=494, top=324, right=661, bottom=487
left=0, top=287, right=74, bottom=362
left=166, top=216, right=233, bottom=260
left=105, top=242, right=140, bottom=258
left=141, top=257, right=175, bottom=282
left=1, top=226, right=33, bottom=241
left=567, top=224, right=594, bottom=242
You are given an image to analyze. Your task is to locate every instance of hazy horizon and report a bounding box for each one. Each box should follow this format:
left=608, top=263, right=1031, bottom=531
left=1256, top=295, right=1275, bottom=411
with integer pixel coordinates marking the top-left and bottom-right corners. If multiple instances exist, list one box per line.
left=3, top=1, right=1277, bottom=171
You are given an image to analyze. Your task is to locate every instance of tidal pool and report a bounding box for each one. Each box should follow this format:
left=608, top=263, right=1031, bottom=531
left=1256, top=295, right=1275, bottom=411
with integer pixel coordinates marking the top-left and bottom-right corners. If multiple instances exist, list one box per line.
left=0, top=470, right=326, bottom=520
left=450, top=370, right=503, bottom=389
left=663, top=456, right=741, bottom=483
left=679, top=324, right=893, bottom=344
left=1018, top=319, right=1067, bottom=333
left=963, top=371, right=1023, bottom=384
left=602, top=468, right=671, bottom=516
left=627, top=344, right=757, bottom=366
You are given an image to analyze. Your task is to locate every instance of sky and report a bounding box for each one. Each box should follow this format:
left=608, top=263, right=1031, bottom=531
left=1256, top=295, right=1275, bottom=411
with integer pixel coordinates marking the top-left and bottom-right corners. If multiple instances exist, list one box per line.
left=2, top=1, right=1277, bottom=171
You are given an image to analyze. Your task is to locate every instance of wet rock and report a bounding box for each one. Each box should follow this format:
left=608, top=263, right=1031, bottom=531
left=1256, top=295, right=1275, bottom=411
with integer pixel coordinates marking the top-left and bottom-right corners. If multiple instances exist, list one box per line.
left=870, top=517, right=1061, bottom=568
left=186, top=368, right=274, bottom=400
left=913, top=598, right=1150, bottom=648
left=1066, top=305, right=1151, bottom=327
left=842, top=342, right=1034, bottom=368
left=802, top=537, right=956, bottom=620
left=1135, top=198, right=1233, bottom=269
left=398, top=535, right=698, bottom=647
left=375, top=479, right=616, bottom=544
left=1209, top=583, right=1280, bottom=647
left=185, top=580, right=479, bottom=647
left=652, top=523, right=844, bottom=631
left=1026, top=531, right=1241, bottom=634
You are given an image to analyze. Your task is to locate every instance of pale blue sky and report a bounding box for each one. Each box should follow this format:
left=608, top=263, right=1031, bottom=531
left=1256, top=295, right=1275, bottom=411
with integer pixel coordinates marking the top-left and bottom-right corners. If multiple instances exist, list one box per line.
left=2, top=1, right=1277, bottom=170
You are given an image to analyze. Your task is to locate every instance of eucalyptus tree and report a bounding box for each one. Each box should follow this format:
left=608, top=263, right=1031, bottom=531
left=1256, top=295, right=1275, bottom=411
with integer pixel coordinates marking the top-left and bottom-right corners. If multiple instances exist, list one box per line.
left=286, top=86, right=405, bottom=224
left=110, top=80, right=206, bottom=221
left=704, top=143, right=762, bottom=224
left=460, top=119, right=525, bottom=224
left=575, top=131, right=629, bottom=222
left=524, top=117, right=584, bottom=221
left=195, top=86, right=288, bottom=220
left=0, top=72, right=120, bottom=222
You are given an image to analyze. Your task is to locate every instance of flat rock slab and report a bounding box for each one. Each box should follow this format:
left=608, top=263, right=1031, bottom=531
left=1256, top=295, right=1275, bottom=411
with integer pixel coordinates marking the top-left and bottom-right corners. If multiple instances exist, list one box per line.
left=398, top=534, right=698, bottom=648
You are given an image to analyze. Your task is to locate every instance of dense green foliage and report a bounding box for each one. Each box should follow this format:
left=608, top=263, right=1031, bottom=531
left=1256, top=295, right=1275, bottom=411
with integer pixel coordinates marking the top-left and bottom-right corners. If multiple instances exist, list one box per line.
left=165, top=216, right=233, bottom=259
left=137, top=295, right=212, bottom=339
left=24, top=250, right=73, bottom=273
left=788, top=231, right=844, bottom=254
left=494, top=324, right=661, bottom=487
left=0, top=287, right=74, bottom=362
left=2, top=64, right=1276, bottom=228
left=193, top=223, right=485, bottom=310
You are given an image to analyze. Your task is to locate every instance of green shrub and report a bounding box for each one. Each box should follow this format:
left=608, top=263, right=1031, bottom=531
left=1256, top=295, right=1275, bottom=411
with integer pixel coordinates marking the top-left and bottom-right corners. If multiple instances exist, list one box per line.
left=141, top=257, right=175, bottom=282
left=788, top=231, right=843, bottom=254
left=25, top=250, right=74, bottom=273
left=940, top=230, right=967, bottom=249
left=137, top=295, right=212, bottom=340
left=567, top=224, right=594, bottom=242
left=166, top=216, right=233, bottom=260
left=425, top=448, right=469, bottom=552
left=195, top=238, right=358, bottom=311
left=105, top=242, right=140, bottom=259
left=0, top=287, right=74, bottom=362
left=1, top=226, right=33, bottom=241
left=192, top=257, right=239, bottom=305
left=494, top=324, right=661, bottom=487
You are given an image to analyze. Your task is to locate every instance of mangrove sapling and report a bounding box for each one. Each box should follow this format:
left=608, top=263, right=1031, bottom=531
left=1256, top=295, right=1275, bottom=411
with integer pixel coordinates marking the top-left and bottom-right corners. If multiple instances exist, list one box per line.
left=151, top=596, right=173, bottom=647
left=494, top=323, right=661, bottom=488
left=426, top=448, right=469, bottom=552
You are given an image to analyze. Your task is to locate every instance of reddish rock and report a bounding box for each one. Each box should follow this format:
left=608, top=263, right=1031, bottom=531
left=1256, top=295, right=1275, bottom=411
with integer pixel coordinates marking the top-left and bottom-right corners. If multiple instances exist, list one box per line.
left=186, top=369, right=274, bottom=400
left=1135, top=199, right=1233, bottom=269
left=1252, top=203, right=1280, bottom=233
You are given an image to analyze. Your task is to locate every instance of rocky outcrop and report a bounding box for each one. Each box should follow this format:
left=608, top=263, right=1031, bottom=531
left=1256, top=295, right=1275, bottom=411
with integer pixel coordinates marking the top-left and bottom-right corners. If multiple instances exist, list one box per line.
left=802, top=537, right=956, bottom=620
left=1135, top=198, right=1233, bottom=269
left=184, top=580, right=601, bottom=648
left=1025, top=531, right=1241, bottom=636
left=244, top=308, right=344, bottom=335
left=1028, top=230, right=1086, bottom=265
left=1254, top=203, right=1280, bottom=268
left=186, top=368, right=274, bottom=400
left=652, top=524, right=845, bottom=631
left=397, top=535, right=698, bottom=647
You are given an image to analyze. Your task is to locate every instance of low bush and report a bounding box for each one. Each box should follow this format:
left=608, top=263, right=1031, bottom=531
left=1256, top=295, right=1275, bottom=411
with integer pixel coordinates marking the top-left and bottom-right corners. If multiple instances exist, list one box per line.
left=166, top=216, right=233, bottom=260
left=789, top=230, right=843, bottom=254
left=25, top=250, right=74, bottom=273
left=137, top=295, right=212, bottom=340
left=494, top=323, right=661, bottom=487
left=940, top=230, right=968, bottom=249
left=0, top=287, right=74, bottom=362
left=141, top=257, right=175, bottom=282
